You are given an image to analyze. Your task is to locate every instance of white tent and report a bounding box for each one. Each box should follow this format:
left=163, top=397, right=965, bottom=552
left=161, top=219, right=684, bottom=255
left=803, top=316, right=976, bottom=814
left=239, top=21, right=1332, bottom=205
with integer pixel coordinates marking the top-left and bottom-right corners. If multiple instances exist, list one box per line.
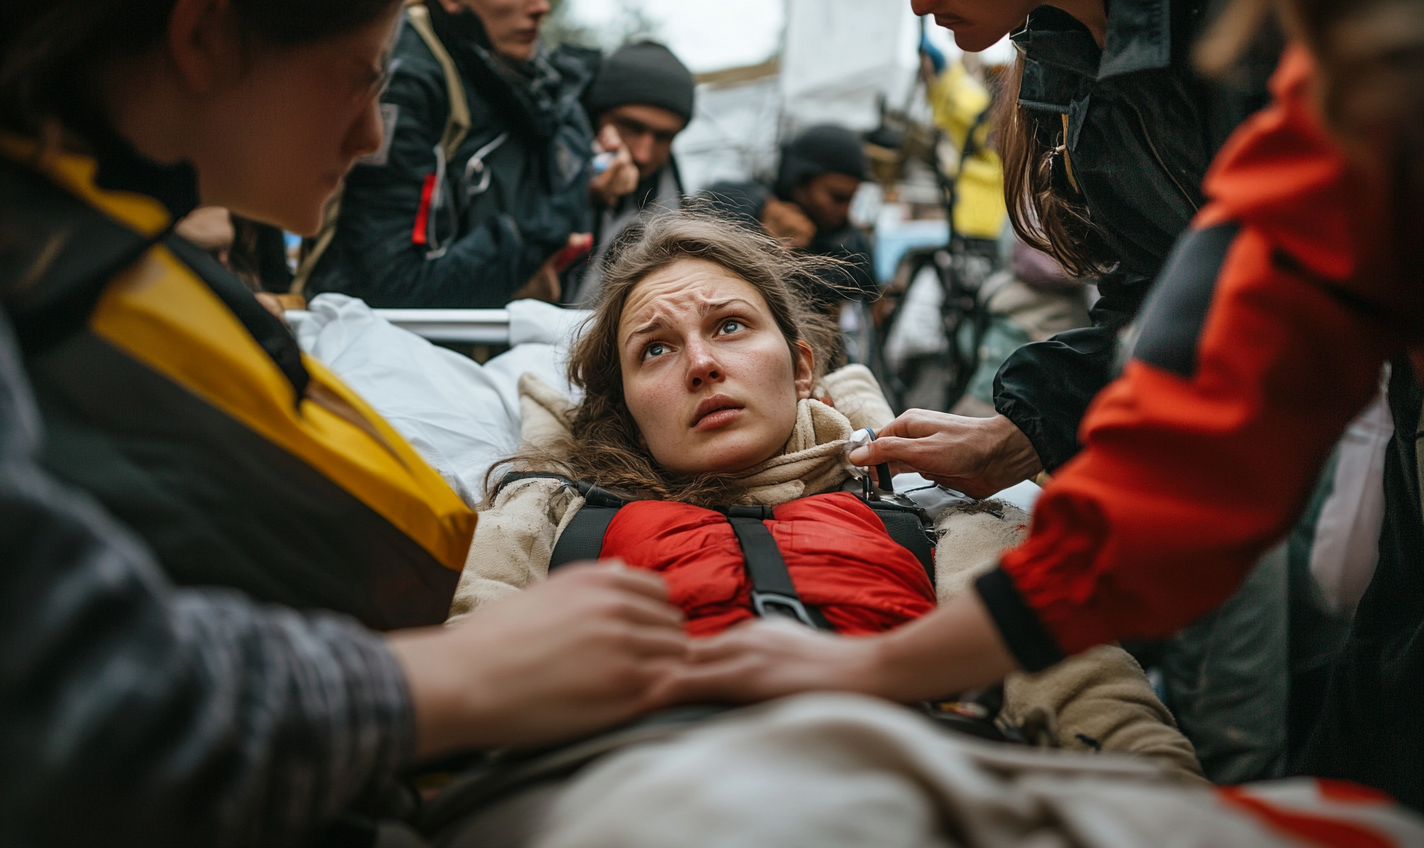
left=673, top=0, right=978, bottom=192
left=778, top=0, right=924, bottom=134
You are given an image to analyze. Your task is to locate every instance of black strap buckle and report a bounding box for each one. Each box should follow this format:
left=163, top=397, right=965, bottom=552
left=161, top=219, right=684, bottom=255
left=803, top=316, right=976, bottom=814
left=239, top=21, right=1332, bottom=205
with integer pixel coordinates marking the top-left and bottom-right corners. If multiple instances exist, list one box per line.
left=751, top=591, right=818, bottom=629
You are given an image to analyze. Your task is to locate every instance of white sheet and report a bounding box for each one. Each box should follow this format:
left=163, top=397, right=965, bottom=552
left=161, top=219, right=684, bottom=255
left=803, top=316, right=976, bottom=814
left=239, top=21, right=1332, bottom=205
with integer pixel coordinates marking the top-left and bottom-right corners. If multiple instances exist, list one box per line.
left=296, top=294, right=585, bottom=505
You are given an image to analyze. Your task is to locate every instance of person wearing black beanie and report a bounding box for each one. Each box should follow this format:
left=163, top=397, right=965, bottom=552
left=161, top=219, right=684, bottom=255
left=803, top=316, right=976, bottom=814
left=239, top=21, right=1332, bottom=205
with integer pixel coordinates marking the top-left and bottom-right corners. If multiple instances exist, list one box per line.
left=773, top=124, right=878, bottom=312
left=572, top=41, right=697, bottom=306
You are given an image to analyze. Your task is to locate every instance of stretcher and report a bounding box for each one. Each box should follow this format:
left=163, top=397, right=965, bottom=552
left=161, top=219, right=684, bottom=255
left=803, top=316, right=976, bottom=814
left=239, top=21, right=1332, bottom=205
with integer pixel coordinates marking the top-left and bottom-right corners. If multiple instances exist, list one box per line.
left=286, top=307, right=514, bottom=345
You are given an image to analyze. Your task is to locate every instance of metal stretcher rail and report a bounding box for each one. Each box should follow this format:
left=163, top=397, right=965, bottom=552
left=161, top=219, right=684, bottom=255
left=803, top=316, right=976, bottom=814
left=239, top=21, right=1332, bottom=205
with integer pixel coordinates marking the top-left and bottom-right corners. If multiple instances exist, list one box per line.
left=285, top=308, right=512, bottom=345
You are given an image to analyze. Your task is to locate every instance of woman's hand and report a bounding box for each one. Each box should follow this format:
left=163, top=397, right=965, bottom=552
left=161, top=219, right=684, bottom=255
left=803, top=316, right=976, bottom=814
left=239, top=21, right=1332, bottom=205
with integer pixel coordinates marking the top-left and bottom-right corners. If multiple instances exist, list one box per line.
left=389, top=563, right=687, bottom=758
left=660, top=594, right=1020, bottom=706
left=847, top=411, right=1043, bottom=498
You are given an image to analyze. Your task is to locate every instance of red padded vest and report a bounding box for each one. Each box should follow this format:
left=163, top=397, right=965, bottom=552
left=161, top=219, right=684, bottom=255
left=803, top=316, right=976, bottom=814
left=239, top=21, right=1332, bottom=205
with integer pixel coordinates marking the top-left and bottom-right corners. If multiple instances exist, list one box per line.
left=597, top=491, right=937, bottom=637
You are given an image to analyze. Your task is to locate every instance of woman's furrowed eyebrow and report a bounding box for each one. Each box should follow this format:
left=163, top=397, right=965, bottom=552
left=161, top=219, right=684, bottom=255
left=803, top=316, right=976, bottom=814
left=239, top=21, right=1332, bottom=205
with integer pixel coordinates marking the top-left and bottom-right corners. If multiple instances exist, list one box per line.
left=699, top=298, right=758, bottom=317
left=623, top=318, right=667, bottom=349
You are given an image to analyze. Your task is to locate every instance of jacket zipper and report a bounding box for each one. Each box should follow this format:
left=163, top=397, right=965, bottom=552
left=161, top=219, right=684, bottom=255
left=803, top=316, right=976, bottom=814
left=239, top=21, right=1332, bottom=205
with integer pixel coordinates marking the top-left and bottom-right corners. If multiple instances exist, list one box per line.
left=1130, top=102, right=1200, bottom=214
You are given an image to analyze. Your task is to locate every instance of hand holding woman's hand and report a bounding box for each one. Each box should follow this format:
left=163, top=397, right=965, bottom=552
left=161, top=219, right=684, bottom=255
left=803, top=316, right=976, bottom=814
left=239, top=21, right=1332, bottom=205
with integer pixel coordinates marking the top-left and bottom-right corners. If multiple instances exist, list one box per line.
left=659, top=594, right=1021, bottom=708
left=846, top=411, right=1043, bottom=498
left=390, top=563, right=687, bottom=758
left=656, top=619, right=885, bottom=705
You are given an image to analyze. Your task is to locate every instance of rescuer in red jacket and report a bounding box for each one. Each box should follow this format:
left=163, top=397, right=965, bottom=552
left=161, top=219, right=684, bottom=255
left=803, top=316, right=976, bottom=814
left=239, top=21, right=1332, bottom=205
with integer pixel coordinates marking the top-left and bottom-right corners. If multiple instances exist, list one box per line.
left=669, top=6, right=1424, bottom=809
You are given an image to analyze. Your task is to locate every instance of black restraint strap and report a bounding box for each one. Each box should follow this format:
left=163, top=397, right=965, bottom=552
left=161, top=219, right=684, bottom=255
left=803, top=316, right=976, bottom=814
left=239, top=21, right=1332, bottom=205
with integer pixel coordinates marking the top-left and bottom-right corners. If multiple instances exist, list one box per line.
left=726, top=507, right=832, bottom=631
left=550, top=505, right=620, bottom=568
left=869, top=505, right=937, bottom=585
left=499, top=473, right=631, bottom=570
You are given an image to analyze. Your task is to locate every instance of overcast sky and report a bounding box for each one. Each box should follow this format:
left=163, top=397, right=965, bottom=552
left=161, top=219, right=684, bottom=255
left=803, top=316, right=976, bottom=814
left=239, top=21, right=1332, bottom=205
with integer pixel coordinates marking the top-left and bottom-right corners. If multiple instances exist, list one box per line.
left=561, top=0, right=785, bottom=72
left=560, top=0, right=1014, bottom=73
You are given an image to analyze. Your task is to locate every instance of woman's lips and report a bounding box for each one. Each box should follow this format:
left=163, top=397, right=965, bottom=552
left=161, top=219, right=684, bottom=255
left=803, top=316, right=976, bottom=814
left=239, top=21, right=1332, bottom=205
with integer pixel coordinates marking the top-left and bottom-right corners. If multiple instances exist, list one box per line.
left=691, top=395, right=744, bottom=430
left=693, top=407, right=743, bottom=431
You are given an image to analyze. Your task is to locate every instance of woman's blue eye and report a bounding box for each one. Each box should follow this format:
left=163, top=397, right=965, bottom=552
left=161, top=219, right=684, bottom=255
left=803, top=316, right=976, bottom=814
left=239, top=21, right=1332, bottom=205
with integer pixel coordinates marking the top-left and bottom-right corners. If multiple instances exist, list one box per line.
left=720, top=320, right=744, bottom=334
left=643, top=342, right=669, bottom=360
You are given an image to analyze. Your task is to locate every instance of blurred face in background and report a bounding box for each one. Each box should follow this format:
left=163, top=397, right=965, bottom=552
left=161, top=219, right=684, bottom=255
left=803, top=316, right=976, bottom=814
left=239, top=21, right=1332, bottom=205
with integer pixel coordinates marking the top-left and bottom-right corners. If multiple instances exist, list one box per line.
left=441, top=0, right=550, bottom=61
left=791, top=172, right=860, bottom=232
left=599, top=104, right=687, bottom=181
left=908, top=0, right=1037, bottom=52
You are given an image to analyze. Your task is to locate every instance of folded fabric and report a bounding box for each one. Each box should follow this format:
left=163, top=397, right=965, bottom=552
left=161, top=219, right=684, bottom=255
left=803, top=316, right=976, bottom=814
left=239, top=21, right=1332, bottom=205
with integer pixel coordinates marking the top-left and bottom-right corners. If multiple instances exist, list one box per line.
left=532, top=694, right=1424, bottom=848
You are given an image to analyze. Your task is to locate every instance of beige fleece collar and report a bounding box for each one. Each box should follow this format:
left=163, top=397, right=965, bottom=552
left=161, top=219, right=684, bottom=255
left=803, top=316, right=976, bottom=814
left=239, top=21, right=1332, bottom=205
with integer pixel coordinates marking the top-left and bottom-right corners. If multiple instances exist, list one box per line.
left=726, top=398, right=856, bottom=505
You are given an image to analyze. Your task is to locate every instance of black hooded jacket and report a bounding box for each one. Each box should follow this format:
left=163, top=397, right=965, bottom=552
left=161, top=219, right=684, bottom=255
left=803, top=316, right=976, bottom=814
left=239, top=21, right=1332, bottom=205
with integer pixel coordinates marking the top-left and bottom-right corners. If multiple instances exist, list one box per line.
left=993, top=0, right=1277, bottom=470
left=306, top=4, right=597, bottom=307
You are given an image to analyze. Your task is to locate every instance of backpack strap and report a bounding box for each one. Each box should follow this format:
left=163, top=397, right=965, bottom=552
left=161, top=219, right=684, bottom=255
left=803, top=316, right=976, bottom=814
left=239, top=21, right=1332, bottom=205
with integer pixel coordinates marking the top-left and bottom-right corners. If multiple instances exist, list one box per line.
left=551, top=504, right=619, bottom=568
left=497, top=473, right=629, bottom=570
left=726, top=506, right=833, bottom=631
left=862, top=498, right=937, bottom=587
left=404, top=1, right=472, bottom=165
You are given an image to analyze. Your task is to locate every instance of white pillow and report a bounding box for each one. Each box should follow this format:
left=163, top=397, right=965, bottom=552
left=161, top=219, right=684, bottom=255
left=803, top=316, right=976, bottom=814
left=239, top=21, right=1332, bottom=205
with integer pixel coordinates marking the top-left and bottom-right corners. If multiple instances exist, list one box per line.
left=295, top=294, right=582, bottom=504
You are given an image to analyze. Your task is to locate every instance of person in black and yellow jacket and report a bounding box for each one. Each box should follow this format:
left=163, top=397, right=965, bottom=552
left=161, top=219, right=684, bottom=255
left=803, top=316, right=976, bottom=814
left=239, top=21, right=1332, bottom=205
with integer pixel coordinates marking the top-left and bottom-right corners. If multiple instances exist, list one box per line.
left=0, top=2, right=689, bottom=844
left=0, top=0, right=554, bottom=632
left=1, top=131, right=474, bottom=629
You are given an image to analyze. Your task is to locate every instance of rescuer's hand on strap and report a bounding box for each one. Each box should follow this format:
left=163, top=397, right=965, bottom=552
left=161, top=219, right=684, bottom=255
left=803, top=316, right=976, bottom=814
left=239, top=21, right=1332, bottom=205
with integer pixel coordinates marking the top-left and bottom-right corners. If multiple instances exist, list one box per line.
left=389, top=563, right=687, bottom=758
left=846, top=410, right=1043, bottom=499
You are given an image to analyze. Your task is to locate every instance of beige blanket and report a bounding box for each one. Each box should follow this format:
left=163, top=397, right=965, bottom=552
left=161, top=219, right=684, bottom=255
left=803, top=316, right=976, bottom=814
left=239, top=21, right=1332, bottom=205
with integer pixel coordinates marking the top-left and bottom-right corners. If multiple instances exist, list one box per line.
left=523, top=694, right=1422, bottom=848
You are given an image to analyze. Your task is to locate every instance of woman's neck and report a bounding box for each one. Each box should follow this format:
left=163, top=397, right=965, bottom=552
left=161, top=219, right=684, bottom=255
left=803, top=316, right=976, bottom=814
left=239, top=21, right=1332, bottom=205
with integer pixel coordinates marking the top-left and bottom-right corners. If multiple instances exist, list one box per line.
left=1047, top=0, right=1108, bottom=48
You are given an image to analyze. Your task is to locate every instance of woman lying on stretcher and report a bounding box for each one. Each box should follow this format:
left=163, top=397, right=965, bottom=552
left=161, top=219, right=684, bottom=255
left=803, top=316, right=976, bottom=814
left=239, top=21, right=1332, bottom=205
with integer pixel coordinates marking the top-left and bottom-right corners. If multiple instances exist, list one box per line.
left=454, top=212, right=1200, bottom=775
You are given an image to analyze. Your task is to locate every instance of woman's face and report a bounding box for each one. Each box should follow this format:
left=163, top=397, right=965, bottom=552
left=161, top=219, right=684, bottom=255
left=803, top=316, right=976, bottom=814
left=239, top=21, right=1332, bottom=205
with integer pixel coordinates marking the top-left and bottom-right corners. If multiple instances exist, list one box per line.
left=192, top=12, right=399, bottom=234
left=909, top=0, right=1037, bottom=52
left=618, top=258, right=815, bottom=477
left=442, top=0, right=551, bottom=62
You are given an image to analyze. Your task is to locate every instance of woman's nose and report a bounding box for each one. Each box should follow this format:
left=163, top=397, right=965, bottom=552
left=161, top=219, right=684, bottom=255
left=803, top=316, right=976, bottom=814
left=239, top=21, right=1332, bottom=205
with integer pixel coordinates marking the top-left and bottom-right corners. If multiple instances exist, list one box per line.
left=685, top=340, right=723, bottom=389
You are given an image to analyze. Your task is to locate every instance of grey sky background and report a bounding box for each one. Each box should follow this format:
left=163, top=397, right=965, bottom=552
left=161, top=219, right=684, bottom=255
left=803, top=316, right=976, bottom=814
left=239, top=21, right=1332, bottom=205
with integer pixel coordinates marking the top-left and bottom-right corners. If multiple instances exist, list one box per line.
left=559, top=0, right=1013, bottom=73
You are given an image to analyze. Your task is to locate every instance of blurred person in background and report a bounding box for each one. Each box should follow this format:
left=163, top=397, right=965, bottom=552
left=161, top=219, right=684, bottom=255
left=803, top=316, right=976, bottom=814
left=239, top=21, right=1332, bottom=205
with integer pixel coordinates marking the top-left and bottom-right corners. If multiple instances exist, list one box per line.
left=571, top=40, right=696, bottom=307
left=298, top=0, right=641, bottom=307
left=918, top=36, right=1008, bottom=245
left=0, top=1, right=688, bottom=843
left=772, top=124, right=880, bottom=311
left=698, top=124, right=879, bottom=319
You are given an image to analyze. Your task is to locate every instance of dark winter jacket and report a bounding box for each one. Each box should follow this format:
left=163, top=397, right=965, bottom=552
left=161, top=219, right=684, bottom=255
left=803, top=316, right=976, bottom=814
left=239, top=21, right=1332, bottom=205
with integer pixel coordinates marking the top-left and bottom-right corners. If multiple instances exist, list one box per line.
left=993, top=0, right=1277, bottom=470
left=1297, top=360, right=1424, bottom=810
left=305, top=4, right=597, bottom=307
left=0, top=134, right=474, bottom=631
left=0, top=301, right=413, bottom=846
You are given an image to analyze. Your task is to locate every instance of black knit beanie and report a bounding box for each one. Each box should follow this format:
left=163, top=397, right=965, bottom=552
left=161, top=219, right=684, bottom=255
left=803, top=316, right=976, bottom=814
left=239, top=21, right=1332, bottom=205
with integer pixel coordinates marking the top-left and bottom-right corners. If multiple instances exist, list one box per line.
left=584, top=41, right=696, bottom=125
left=775, top=124, right=867, bottom=198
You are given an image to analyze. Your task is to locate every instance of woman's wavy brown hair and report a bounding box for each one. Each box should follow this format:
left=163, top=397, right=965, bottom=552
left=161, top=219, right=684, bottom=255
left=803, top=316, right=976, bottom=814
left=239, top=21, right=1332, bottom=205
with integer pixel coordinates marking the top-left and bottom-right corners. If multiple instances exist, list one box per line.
left=488, top=212, right=841, bottom=507
left=994, top=51, right=1116, bottom=279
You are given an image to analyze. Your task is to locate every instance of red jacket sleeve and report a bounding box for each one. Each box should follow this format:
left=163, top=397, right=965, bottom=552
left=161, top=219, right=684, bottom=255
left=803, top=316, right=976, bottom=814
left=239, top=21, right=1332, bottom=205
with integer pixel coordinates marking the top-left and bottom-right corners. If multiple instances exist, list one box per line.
left=981, top=47, right=1416, bottom=667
